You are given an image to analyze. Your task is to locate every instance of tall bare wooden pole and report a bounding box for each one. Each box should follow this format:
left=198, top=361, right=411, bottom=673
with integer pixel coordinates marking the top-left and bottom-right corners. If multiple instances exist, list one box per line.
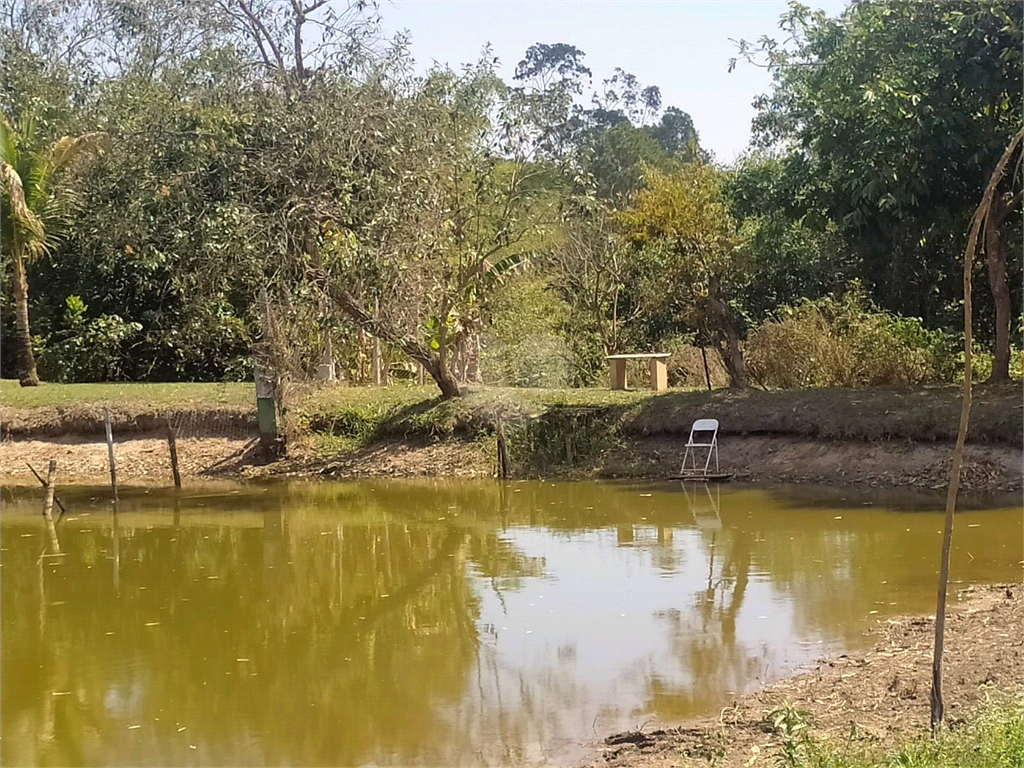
left=930, top=126, right=1023, bottom=735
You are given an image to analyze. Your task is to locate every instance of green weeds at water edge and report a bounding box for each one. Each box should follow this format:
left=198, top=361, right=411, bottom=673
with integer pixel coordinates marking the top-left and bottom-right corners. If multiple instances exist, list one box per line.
left=796, top=692, right=1023, bottom=768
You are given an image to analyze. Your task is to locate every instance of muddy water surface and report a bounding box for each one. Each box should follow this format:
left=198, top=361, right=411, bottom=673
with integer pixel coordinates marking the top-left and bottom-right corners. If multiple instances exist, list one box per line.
left=1, top=479, right=1020, bottom=766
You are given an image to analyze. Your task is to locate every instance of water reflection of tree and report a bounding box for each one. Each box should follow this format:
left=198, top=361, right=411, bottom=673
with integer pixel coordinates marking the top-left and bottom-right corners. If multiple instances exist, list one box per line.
left=3, top=481, right=1018, bottom=765
left=0, top=487, right=552, bottom=766
left=642, top=527, right=764, bottom=720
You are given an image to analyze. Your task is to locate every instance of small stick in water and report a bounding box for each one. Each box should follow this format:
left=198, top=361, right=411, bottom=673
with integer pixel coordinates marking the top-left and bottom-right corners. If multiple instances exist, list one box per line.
left=41, top=460, right=61, bottom=555
left=26, top=462, right=68, bottom=519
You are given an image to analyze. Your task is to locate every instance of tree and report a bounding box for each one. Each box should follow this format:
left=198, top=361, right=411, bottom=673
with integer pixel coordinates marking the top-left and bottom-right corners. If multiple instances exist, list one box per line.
left=214, top=0, right=382, bottom=89
left=1, top=111, right=104, bottom=385
left=616, top=163, right=748, bottom=388
left=312, top=59, right=563, bottom=398
left=725, top=152, right=857, bottom=323
left=741, top=0, right=1023, bottom=379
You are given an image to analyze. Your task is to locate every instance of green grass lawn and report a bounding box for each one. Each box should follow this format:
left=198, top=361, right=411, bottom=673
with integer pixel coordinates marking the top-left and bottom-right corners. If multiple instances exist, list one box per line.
left=1, top=379, right=254, bottom=408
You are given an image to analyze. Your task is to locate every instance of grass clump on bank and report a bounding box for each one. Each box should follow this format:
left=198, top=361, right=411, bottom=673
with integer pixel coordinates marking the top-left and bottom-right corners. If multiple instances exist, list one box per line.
left=792, top=693, right=1023, bottom=768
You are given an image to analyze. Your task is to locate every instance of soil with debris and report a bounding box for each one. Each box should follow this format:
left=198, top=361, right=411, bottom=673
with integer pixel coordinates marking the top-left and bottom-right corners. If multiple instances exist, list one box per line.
left=597, top=435, right=1023, bottom=493
left=0, top=434, right=255, bottom=486
left=581, top=584, right=1023, bottom=768
left=1, top=431, right=1020, bottom=491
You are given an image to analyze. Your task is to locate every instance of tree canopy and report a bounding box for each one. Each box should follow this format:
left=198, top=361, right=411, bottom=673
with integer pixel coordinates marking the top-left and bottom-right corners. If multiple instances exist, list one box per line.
left=1, top=0, right=1020, bottom=393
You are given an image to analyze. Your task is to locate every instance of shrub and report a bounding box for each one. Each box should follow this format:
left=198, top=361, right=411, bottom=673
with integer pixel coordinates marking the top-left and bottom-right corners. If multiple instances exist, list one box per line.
left=665, top=337, right=729, bottom=389
left=507, top=333, right=573, bottom=388
left=37, top=296, right=142, bottom=383
left=746, top=287, right=955, bottom=388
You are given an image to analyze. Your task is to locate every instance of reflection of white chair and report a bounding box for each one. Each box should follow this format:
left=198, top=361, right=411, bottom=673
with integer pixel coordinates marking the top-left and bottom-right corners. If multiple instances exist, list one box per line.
left=680, top=418, right=719, bottom=476
left=681, top=481, right=722, bottom=530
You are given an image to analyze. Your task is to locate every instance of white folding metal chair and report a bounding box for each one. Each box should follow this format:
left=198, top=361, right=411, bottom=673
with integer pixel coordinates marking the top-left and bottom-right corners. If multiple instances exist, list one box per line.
left=680, top=418, right=719, bottom=475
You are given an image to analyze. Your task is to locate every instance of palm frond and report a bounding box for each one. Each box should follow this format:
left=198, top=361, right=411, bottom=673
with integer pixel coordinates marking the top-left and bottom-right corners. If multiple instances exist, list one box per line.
left=482, top=251, right=531, bottom=289
left=0, top=112, right=17, bottom=168
left=46, top=132, right=109, bottom=174
left=1, top=159, right=48, bottom=260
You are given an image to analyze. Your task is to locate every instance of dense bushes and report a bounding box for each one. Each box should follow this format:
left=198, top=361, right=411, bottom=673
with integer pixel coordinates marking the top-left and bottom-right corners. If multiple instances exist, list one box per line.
left=36, top=296, right=142, bottom=383
left=746, top=289, right=965, bottom=388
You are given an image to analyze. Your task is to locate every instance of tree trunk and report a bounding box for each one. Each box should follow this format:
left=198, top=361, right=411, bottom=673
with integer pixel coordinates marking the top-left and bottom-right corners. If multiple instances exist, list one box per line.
left=371, top=298, right=383, bottom=385
left=423, top=356, right=460, bottom=398
left=332, top=288, right=461, bottom=398
left=985, top=195, right=1013, bottom=383
left=706, top=292, right=746, bottom=389
left=468, top=334, right=483, bottom=384
left=11, top=253, right=39, bottom=387
left=717, top=325, right=747, bottom=389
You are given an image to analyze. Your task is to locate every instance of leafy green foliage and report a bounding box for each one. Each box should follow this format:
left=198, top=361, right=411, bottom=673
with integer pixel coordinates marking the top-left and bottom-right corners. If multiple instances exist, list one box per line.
left=743, top=0, right=1023, bottom=331
left=35, top=295, right=142, bottom=382
left=0, top=0, right=1019, bottom=391
left=767, top=702, right=813, bottom=768
left=617, top=162, right=749, bottom=386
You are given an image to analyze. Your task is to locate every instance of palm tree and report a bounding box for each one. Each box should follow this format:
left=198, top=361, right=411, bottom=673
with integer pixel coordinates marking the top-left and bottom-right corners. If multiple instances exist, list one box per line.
left=1, top=112, right=105, bottom=386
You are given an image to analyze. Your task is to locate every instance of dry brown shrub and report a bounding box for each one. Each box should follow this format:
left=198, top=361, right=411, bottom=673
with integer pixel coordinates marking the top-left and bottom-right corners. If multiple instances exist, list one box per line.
left=746, top=306, right=852, bottom=388
left=666, top=343, right=729, bottom=389
left=745, top=293, right=945, bottom=388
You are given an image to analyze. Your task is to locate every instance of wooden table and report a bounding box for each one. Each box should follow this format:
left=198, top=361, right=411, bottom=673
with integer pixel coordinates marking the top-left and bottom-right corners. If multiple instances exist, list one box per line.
left=606, top=353, right=670, bottom=391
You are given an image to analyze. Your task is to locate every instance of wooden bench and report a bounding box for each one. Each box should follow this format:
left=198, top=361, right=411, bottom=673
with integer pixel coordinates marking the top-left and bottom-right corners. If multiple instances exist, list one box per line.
left=606, top=353, right=670, bottom=391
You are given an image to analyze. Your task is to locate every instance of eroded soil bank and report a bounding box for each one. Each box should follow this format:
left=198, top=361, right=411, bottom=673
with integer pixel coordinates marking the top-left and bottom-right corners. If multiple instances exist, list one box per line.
left=581, top=584, right=1023, bottom=768
left=1, top=431, right=1020, bottom=492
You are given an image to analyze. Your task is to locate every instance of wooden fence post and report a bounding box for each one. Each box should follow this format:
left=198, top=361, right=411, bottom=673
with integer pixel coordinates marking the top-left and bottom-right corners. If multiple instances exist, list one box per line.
left=41, top=460, right=60, bottom=555
left=497, top=420, right=511, bottom=479
left=167, top=425, right=182, bottom=488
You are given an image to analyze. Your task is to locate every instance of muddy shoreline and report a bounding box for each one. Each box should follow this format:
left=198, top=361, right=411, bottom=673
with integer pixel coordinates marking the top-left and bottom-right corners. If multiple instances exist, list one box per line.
left=0, top=431, right=1020, bottom=493
left=580, top=583, right=1023, bottom=768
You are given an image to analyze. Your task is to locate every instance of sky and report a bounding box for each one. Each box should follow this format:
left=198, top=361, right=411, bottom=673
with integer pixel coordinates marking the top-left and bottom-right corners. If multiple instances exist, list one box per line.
left=379, top=0, right=849, bottom=164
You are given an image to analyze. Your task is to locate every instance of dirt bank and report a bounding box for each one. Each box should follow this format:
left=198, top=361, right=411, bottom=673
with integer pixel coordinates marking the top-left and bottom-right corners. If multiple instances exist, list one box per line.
left=0, top=403, right=254, bottom=439
left=1, top=432, right=1020, bottom=491
left=582, top=583, right=1023, bottom=768
left=598, top=435, right=1023, bottom=492
left=0, top=434, right=255, bottom=485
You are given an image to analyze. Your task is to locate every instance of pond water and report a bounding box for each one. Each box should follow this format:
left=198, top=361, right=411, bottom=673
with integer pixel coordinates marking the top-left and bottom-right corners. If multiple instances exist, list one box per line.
left=1, top=479, right=1020, bottom=766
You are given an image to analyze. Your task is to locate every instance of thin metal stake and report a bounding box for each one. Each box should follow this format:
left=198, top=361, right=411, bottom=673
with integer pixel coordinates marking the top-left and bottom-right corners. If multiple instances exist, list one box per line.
left=103, top=407, right=118, bottom=501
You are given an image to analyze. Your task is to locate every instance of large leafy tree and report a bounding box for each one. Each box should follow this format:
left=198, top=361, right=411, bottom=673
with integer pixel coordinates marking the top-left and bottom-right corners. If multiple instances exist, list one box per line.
left=725, top=152, right=857, bottom=323
left=742, top=0, right=1023, bottom=380
left=312, top=59, right=564, bottom=398
left=1, top=112, right=103, bottom=385
left=616, top=163, right=748, bottom=388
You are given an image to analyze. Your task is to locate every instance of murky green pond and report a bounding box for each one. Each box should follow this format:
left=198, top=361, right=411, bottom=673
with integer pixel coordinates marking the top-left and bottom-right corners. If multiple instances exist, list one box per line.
left=1, top=479, right=1020, bottom=766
